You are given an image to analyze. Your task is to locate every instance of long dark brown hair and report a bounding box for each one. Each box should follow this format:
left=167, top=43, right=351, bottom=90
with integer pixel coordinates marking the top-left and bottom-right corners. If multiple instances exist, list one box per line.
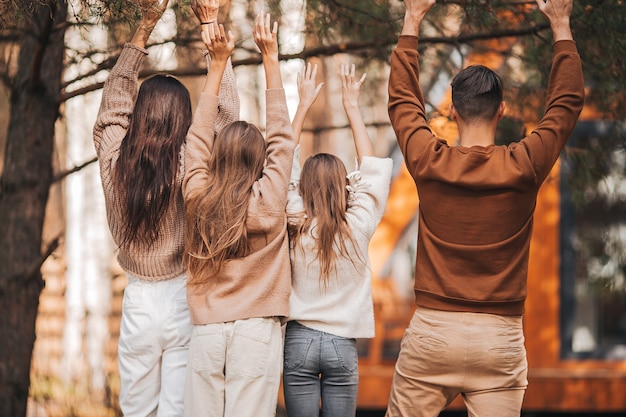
left=185, top=121, right=267, bottom=285
left=113, top=74, right=192, bottom=247
left=289, top=153, right=360, bottom=286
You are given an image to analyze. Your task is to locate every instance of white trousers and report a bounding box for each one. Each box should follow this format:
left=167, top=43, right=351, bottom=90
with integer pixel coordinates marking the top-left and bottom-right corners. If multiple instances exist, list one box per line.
left=118, top=274, right=192, bottom=417
left=184, top=317, right=283, bottom=417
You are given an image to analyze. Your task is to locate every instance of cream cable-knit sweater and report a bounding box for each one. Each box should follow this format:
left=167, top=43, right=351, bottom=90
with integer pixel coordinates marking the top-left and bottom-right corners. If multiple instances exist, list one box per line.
left=93, top=43, right=239, bottom=281
left=286, top=147, right=393, bottom=338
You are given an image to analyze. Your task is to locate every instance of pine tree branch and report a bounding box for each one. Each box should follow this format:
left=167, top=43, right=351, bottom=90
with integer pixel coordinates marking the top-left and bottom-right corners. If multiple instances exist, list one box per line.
left=59, top=23, right=549, bottom=102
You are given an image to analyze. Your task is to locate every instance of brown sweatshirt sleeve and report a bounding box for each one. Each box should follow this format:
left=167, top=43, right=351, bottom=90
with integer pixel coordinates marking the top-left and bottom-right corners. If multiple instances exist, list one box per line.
left=519, top=40, right=585, bottom=182
left=388, top=36, right=443, bottom=176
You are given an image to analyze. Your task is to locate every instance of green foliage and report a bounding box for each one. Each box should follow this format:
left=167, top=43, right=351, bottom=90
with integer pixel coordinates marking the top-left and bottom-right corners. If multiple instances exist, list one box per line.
left=305, top=0, right=401, bottom=59
left=495, top=116, right=526, bottom=145
left=523, top=0, right=626, bottom=197
left=522, top=0, right=626, bottom=121
left=573, top=0, right=626, bottom=119
left=563, top=122, right=626, bottom=206
left=458, top=0, right=500, bottom=31
left=0, top=0, right=47, bottom=27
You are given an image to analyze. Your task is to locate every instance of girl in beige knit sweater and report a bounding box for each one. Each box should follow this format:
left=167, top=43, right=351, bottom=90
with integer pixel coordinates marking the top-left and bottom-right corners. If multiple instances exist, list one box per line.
left=182, top=12, right=294, bottom=417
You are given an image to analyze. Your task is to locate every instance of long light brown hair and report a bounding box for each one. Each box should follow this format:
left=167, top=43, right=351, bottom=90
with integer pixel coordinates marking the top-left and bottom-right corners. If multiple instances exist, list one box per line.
left=185, top=121, right=267, bottom=285
left=113, top=74, right=191, bottom=248
left=289, top=153, right=360, bottom=286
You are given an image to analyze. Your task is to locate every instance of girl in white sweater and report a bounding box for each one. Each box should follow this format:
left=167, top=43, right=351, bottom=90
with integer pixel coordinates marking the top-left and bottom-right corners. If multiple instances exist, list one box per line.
left=283, top=63, right=393, bottom=417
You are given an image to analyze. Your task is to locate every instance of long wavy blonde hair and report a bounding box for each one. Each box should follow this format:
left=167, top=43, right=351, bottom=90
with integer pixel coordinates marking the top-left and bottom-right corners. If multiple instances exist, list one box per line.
left=185, top=121, right=266, bottom=285
left=289, top=153, right=361, bottom=287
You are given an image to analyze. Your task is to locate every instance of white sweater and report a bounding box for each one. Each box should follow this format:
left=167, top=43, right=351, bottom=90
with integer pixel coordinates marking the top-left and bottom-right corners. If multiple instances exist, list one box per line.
left=286, top=147, right=393, bottom=338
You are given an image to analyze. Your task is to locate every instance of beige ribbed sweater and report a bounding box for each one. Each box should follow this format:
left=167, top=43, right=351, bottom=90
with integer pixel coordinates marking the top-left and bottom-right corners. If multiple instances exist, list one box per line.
left=93, top=43, right=239, bottom=281
left=183, top=88, right=295, bottom=325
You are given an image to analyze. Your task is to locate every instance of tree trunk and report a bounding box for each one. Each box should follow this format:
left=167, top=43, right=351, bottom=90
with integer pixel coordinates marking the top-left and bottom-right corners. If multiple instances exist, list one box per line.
left=0, top=1, right=67, bottom=415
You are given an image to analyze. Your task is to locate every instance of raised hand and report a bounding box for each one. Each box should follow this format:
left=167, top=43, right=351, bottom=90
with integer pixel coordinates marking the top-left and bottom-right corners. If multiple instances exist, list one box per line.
left=340, top=63, right=373, bottom=161
left=535, top=0, right=573, bottom=41
left=341, top=63, right=366, bottom=112
left=191, top=0, right=219, bottom=25
left=535, top=0, right=572, bottom=22
left=131, top=0, right=170, bottom=47
left=138, top=0, right=170, bottom=27
left=253, top=12, right=282, bottom=89
left=253, top=12, right=279, bottom=59
left=297, top=63, right=324, bottom=112
left=201, top=23, right=235, bottom=64
left=401, top=0, right=436, bottom=36
left=404, top=0, right=437, bottom=17
left=291, top=63, right=324, bottom=146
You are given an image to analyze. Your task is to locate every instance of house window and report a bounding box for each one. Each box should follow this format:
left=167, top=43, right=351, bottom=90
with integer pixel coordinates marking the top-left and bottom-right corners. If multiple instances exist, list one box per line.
left=560, top=121, right=626, bottom=359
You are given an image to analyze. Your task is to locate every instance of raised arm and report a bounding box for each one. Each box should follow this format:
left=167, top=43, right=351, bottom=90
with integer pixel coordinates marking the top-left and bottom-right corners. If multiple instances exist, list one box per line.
left=400, top=0, right=436, bottom=37
left=388, top=0, right=438, bottom=174
left=521, top=0, right=583, bottom=181
left=93, top=0, right=169, bottom=157
left=287, top=64, right=322, bottom=216
left=291, top=63, right=324, bottom=146
left=130, top=0, right=170, bottom=48
left=193, top=0, right=239, bottom=135
left=254, top=12, right=282, bottom=90
left=341, top=63, right=372, bottom=162
left=183, top=18, right=235, bottom=198
left=252, top=13, right=295, bottom=207
left=343, top=64, right=393, bottom=233
left=190, top=0, right=235, bottom=95
left=200, top=23, right=235, bottom=95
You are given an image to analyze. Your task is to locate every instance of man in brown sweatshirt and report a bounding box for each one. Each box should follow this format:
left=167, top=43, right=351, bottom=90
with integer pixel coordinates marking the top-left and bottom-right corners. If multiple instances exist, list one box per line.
left=385, top=0, right=584, bottom=415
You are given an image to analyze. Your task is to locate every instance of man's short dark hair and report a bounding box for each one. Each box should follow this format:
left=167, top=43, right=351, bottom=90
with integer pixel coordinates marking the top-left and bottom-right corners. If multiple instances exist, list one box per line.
left=451, top=65, right=503, bottom=122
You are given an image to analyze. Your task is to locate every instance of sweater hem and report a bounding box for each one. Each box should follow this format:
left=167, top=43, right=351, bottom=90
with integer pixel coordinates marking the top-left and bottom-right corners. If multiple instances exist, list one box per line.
left=191, top=310, right=290, bottom=326
left=287, top=319, right=375, bottom=340
left=415, top=290, right=525, bottom=316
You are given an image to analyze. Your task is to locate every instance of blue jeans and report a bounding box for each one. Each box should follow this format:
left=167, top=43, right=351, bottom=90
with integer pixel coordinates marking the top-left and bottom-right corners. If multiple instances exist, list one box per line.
left=283, top=321, right=359, bottom=417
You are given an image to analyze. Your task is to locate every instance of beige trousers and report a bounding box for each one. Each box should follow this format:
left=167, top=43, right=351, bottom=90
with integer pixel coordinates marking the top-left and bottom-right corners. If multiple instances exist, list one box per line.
left=184, top=317, right=283, bottom=417
left=386, top=306, right=528, bottom=417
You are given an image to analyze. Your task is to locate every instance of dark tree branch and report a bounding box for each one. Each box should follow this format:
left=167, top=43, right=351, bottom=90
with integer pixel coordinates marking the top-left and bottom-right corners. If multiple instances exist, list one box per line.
left=24, top=233, right=62, bottom=285
left=53, top=156, right=98, bottom=183
left=425, top=23, right=550, bottom=44
left=325, top=0, right=395, bottom=24
left=305, top=120, right=391, bottom=134
left=59, top=23, right=550, bottom=102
